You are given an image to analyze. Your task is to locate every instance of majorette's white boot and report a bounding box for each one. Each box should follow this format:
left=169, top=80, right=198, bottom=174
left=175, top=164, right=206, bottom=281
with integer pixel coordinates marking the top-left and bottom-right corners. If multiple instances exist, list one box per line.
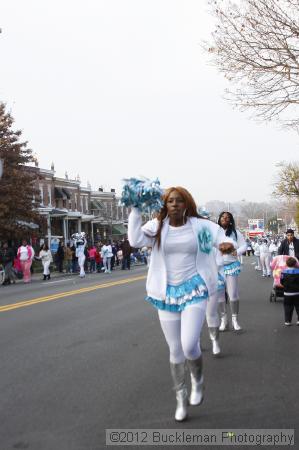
left=170, top=362, right=188, bottom=421
left=219, top=302, right=228, bottom=331
left=231, top=300, right=242, bottom=331
left=187, top=356, right=204, bottom=406
left=209, top=327, right=221, bottom=356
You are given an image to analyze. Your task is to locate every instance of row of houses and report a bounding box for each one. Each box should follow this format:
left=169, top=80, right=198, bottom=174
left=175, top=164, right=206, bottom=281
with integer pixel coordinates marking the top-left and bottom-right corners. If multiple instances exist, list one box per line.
left=30, top=162, right=130, bottom=245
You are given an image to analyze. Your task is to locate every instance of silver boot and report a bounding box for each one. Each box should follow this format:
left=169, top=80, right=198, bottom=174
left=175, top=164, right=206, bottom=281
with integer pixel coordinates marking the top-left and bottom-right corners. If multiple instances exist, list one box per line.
left=186, top=356, right=204, bottom=406
left=219, top=302, right=228, bottom=331
left=209, top=327, right=221, bottom=356
left=230, top=300, right=242, bottom=331
left=170, top=362, right=188, bottom=421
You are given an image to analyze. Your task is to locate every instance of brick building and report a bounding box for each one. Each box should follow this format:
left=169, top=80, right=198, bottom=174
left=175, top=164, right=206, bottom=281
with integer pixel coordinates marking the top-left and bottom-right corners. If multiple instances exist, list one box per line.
left=29, top=162, right=129, bottom=245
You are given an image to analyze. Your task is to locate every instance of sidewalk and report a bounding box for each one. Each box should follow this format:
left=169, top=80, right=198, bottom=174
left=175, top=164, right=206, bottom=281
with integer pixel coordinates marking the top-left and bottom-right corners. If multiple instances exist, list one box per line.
left=27, top=262, right=147, bottom=282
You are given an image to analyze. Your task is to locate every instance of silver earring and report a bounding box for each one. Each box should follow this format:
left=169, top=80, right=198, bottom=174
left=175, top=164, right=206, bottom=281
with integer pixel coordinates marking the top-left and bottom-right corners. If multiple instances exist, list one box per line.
left=183, top=209, right=187, bottom=223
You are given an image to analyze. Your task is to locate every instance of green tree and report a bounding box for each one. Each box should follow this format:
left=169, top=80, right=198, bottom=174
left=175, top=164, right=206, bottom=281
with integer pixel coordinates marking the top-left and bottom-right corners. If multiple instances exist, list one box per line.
left=0, top=103, right=41, bottom=241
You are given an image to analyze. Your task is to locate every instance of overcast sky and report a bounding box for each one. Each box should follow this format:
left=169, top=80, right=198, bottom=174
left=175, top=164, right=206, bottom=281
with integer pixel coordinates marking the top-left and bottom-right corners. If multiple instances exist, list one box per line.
left=1, top=0, right=299, bottom=206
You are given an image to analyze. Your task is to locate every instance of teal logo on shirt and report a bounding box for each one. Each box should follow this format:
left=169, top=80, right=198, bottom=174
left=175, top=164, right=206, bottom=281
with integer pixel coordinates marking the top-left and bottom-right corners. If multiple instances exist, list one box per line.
left=198, top=227, right=212, bottom=254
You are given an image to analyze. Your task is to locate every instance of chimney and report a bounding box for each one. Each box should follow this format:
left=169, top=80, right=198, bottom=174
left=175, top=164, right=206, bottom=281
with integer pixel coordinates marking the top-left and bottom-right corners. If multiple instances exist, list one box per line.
left=98, top=187, right=103, bottom=192
left=111, top=188, right=115, bottom=193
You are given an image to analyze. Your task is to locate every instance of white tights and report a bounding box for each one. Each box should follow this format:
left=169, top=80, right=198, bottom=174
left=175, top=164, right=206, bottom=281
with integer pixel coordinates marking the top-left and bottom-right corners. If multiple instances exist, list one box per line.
left=223, top=275, right=240, bottom=302
left=206, top=292, right=220, bottom=328
left=260, top=255, right=271, bottom=276
left=158, top=300, right=207, bottom=364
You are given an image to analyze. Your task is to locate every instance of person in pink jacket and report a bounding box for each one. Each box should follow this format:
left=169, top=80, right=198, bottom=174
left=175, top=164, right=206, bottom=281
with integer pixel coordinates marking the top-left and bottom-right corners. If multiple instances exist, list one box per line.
left=17, top=240, right=35, bottom=283
left=88, top=245, right=97, bottom=273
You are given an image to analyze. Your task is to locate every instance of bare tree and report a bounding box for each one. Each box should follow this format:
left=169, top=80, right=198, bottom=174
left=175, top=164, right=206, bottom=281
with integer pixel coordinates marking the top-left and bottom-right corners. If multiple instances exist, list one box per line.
left=272, top=161, right=299, bottom=198
left=206, top=0, right=299, bottom=129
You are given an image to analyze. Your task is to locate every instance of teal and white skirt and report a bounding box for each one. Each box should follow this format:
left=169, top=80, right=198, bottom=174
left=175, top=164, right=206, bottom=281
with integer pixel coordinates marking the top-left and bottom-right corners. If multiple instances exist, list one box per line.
left=146, top=273, right=223, bottom=312
left=218, top=272, right=225, bottom=290
left=223, top=260, right=241, bottom=276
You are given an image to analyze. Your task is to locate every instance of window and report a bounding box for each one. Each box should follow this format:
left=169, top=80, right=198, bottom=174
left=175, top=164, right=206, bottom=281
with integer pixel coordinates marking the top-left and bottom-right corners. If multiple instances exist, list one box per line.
left=48, top=186, right=52, bottom=206
left=39, top=184, right=44, bottom=205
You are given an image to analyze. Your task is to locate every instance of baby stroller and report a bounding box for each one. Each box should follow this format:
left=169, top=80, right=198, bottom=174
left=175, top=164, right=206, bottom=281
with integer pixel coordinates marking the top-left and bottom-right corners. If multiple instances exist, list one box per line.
left=269, top=255, right=289, bottom=303
left=269, top=285, right=284, bottom=302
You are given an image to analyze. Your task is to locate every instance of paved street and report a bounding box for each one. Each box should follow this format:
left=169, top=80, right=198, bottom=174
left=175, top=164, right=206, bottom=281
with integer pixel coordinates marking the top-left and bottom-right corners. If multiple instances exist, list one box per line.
left=0, top=258, right=298, bottom=450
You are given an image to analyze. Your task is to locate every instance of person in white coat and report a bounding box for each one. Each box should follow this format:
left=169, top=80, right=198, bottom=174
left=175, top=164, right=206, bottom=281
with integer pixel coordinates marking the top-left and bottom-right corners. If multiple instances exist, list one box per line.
left=259, top=239, right=271, bottom=277
left=101, top=241, right=113, bottom=273
left=39, top=243, right=53, bottom=280
left=217, top=212, right=247, bottom=332
left=75, top=234, right=87, bottom=278
left=253, top=240, right=261, bottom=270
left=128, top=186, right=226, bottom=422
left=269, top=240, right=278, bottom=261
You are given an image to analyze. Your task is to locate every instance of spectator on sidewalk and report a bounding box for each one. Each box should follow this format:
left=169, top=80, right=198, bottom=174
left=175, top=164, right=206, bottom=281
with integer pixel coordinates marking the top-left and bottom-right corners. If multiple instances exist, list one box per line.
left=0, top=242, right=17, bottom=285
left=95, top=246, right=103, bottom=272
left=111, top=241, right=117, bottom=271
left=117, top=248, right=123, bottom=267
left=17, top=240, right=35, bottom=283
left=39, top=243, right=53, bottom=280
left=64, top=243, right=73, bottom=273
left=121, top=237, right=132, bottom=270
left=71, top=244, right=78, bottom=273
left=88, top=245, right=97, bottom=273
left=56, top=242, right=65, bottom=273
left=101, top=241, right=113, bottom=273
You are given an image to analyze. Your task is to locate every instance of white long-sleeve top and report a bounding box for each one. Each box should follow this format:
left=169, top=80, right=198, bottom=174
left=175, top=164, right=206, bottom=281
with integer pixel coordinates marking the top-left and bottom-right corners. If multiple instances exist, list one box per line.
left=101, top=245, right=113, bottom=258
left=128, top=208, right=225, bottom=301
left=259, top=242, right=270, bottom=256
left=39, top=250, right=53, bottom=263
left=18, top=245, right=35, bottom=261
left=253, top=242, right=260, bottom=256
left=216, top=229, right=247, bottom=266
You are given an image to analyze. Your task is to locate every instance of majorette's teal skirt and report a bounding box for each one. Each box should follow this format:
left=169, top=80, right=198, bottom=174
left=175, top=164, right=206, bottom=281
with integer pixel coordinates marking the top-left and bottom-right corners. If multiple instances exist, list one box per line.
left=146, top=272, right=225, bottom=312
left=223, top=260, right=241, bottom=276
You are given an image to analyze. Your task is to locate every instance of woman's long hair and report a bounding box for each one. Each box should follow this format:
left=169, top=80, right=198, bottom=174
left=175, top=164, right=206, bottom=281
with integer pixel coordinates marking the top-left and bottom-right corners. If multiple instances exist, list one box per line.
left=218, top=211, right=237, bottom=240
left=154, top=186, right=202, bottom=248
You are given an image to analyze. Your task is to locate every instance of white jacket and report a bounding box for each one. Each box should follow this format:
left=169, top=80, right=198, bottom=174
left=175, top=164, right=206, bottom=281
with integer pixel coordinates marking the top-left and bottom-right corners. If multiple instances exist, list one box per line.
left=253, top=242, right=260, bottom=256
left=259, top=243, right=270, bottom=256
left=101, top=245, right=113, bottom=258
left=128, top=208, right=225, bottom=301
left=39, top=250, right=53, bottom=263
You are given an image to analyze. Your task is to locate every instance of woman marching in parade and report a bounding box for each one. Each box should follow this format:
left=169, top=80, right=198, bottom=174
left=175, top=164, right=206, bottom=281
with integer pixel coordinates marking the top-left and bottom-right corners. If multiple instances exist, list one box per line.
left=72, top=232, right=87, bottom=278
left=126, top=180, right=226, bottom=422
left=217, top=212, right=247, bottom=332
left=198, top=207, right=225, bottom=357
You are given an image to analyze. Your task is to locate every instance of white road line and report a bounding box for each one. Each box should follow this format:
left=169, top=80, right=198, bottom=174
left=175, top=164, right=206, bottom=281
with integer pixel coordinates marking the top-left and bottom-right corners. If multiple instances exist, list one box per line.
left=40, top=278, right=75, bottom=285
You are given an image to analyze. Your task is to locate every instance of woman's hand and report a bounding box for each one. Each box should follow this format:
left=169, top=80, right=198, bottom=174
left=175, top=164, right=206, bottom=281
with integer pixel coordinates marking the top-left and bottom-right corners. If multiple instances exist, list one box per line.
left=219, top=242, right=235, bottom=255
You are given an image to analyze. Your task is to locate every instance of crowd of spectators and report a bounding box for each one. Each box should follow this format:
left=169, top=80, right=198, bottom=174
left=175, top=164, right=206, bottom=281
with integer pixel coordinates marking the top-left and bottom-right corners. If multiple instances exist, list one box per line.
left=0, top=237, right=150, bottom=285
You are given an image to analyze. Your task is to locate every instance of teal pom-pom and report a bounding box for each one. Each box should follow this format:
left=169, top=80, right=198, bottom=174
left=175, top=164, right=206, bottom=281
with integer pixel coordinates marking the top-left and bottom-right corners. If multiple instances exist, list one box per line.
left=121, top=177, right=163, bottom=213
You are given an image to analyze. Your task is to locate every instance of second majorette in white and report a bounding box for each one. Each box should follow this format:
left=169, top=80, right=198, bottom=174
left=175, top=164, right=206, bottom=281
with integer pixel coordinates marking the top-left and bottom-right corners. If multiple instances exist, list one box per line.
left=216, top=212, right=247, bottom=331
left=128, top=186, right=227, bottom=422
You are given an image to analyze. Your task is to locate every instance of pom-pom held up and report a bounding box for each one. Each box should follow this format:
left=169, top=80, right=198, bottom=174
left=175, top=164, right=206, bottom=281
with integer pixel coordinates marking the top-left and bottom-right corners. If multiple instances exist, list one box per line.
left=121, top=177, right=163, bottom=213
